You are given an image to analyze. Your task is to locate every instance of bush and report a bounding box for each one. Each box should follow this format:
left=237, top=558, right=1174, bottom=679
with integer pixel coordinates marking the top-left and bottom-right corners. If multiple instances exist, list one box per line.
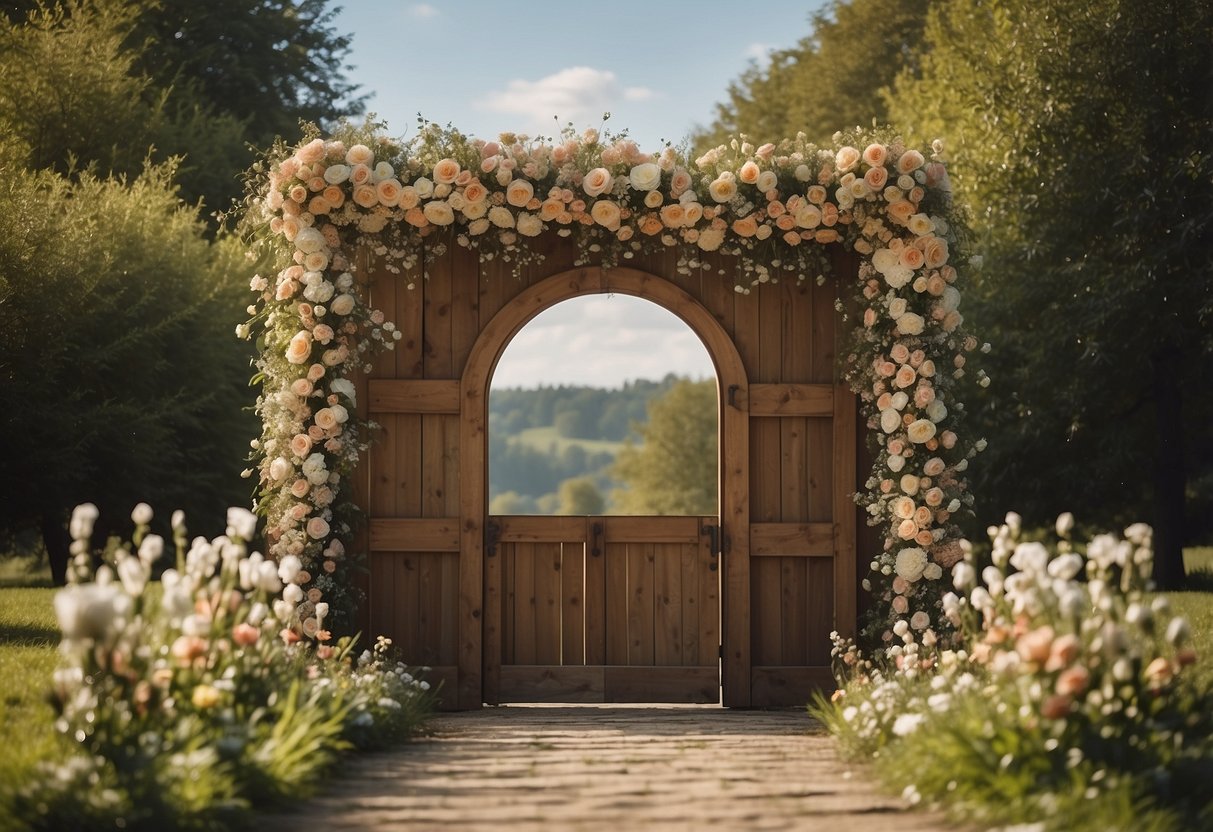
left=814, top=514, right=1213, bottom=830
left=5, top=504, right=434, bottom=832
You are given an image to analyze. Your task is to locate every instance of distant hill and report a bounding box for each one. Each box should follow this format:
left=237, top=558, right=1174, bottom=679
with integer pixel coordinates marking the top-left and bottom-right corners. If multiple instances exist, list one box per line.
left=487, top=375, right=695, bottom=514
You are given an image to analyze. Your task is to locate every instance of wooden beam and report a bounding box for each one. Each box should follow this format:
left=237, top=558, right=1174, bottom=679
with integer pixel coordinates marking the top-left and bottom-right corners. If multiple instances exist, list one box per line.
left=750, top=522, right=835, bottom=557
left=750, top=665, right=836, bottom=707
left=748, top=383, right=834, bottom=417
left=602, top=515, right=701, bottom=544
left=368, top=379, right=460, bottom=414
left=369, top=518, right=461, bottom=552
left=496, top=515, right=589, bottom=542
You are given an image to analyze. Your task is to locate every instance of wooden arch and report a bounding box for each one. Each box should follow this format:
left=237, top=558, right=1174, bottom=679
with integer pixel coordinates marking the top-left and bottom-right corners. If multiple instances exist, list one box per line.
left=356, top=242, right=860, bottom=709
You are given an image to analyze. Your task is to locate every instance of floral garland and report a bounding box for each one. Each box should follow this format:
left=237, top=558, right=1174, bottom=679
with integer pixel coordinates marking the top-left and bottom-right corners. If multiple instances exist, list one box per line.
left=240, top=120, right=986, bottom=651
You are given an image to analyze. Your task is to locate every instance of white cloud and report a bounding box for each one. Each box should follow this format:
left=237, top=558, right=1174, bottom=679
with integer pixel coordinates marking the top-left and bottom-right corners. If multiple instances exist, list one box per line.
left=410, top=3, right=438, bottom=18
left=475, top=67, right=656, bottom=131
left=491, top=296, right=715, bottom=389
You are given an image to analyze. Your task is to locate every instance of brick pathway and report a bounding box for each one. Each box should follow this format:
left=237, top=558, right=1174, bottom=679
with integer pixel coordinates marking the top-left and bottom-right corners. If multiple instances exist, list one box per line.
left=263, top=704, right=961, bottom=831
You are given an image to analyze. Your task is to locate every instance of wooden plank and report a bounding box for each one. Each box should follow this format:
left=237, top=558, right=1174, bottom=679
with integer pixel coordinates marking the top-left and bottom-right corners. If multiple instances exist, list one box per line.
left=808, top=416, right=833, bottom=523
left=584, top=521, right=607, bottom=665
left=423, top=244, right=454, bottom=378
left=750, top=523, right=835, bottom=557
left=698, top=531, right=720, bottom=669
left=603, top=666, right=719, bottom=703
left=394, top=554, right=420, bottom=663
left=498, top=665, right=605, bottom=703
left=513, top=542, right=536, bottom=665
left=369, top=518, right=460, bottom=552
left=752, top=558, right=782, bottom=665
left=368, top=553, right=393, bottom=647
left=603, top=515, right=700, bottom=544
left=605, top=541, right=628, bottom=664
left=395, top=246, right=425, bottom=379
left=368, top=251, right=398, bottom=378
left=681, top=542, right=700, bottom=666
left=785, top=281, right=814, bottom=384
left=561, top=541, right=585, bottom=665
left=440, top=551, right=459, bottom=664
left=450, top=243, right=480, bottom=377
left=533, top=542, right=562, bottom=665
left=781, top=417, right=808, bottom=522
left=457, top=382, right=485, bottom=708
left=832, top=383, right=858, bottom=639
left=369, top=379, right=460, bottom=414
left=417, top=552, right=441, bottom=665
left=750, top=666, right=836, bottom=707
left=654, top=541, right=683, bottom=666
left=782, top=557, right=808, bottom=666
left=500, top=541, right=515, bottom=667
left=748, top=383, right=834, bottom=416
left=369, top=416, right=398, bottom=518
left=397, top=414, right=422, bottom=516
left=498, top=515, right=588, bottom=542
left=808, top=558, right=834, bottom=665
left=626, top=543, right=655, bottom=666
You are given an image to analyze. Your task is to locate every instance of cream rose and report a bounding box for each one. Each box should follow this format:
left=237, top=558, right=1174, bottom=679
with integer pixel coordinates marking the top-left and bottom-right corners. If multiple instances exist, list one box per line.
left=835, top=146, right=861, bottom=173
left=708, top=173, right=737, bottom=203
left=897, top=149, right=926, bottom=174
left=330, top=293, right=356, bottom=316
left=422, top=201, right=454, bottom=225
left=756, top=170, right=778, bottom=192
left=895, top=547, right=928, bottom=582
left=628, top=162, right=661, bottom=191
left=306, top=516, right=331, bottom=540
left=696, top=228, right=725, bottom=251
left=880, top=408, right=901, bottom=433
left=345, top=144, right=374, bottom=166
left=488, top=205, right=515, bottom=228
left=907, top=418, right=937, bottom=444
left=897, top=312, right=926, bottom=335
left=899, top=474, right=921, bottom=497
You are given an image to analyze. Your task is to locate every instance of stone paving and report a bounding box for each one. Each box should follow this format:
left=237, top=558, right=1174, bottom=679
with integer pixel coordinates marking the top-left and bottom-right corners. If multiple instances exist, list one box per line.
left=263, top=704, right=965, bottom=831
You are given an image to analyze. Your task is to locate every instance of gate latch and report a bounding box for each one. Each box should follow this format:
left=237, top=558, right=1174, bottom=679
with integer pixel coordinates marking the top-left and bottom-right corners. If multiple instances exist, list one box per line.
left=703, top=523, right=721, bottom=571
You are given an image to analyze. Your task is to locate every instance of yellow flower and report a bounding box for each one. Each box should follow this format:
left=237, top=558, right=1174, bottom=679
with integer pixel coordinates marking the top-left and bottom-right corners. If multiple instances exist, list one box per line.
left=191, top=684, right=221, bottom=709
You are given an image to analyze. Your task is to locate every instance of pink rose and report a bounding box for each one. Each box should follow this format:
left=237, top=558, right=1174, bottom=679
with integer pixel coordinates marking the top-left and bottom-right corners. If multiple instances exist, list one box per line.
left=306, top=517, right=331, bottom=540
left=290, top=434, right=313, bottom=458
left=862, top=143, right=888, bottom=168
left=896, top=149, right=925, bottom=175
left=290, top=478, right=311, bottom=498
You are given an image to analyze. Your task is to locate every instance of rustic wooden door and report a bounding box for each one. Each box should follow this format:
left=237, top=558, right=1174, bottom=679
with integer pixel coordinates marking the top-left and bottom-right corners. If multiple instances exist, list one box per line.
left=488, top=515, right=720, bottom=703
left=359, top=245, right=860, bottom=709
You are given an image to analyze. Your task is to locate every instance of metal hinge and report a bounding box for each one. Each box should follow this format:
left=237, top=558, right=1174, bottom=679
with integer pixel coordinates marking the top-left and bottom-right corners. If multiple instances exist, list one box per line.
left=718, top=644, right=724, bottom=659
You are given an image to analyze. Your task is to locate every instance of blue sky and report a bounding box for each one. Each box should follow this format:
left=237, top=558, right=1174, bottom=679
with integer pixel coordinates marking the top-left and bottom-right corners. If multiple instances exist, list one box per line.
left=333, top=1, right=830, bottom=387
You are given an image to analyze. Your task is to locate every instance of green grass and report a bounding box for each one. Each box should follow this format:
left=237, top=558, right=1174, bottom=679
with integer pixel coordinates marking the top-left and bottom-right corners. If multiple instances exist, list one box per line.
left=515, top=425, right=627, bottom=457
left=0, top=588, right=71, bottom=805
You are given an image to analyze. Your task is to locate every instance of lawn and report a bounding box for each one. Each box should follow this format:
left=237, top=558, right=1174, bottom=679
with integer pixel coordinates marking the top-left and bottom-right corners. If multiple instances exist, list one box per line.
left=0, top=587, right=70, bottom=804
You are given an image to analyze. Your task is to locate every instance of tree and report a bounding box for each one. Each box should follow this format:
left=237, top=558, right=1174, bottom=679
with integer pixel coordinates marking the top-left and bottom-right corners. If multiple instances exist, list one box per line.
left=556, top=478, right=605, bottom=516
left=693, top=0, right=929, bottom=152
left=612, top=380, right=717, bottom=515
left=887, top=0, right=1213, bottom=585
left=0, top=161, right=257, bottom=581
left=1, top=0, right=364, bottom=218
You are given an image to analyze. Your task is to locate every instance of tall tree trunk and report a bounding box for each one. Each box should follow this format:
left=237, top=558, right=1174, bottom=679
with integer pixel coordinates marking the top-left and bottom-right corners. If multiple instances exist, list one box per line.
left=41, top=512, right=70, bottom=587
left=1151, top=347, right=1187, bottom=590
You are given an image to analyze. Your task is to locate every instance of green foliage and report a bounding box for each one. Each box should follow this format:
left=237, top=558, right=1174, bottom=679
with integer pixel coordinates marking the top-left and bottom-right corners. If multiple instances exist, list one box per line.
left=693, top=0, right=930, bottom=152
left=557, top=478, right=605, bottom=516
left=886, top=0, right=1213, bottom=571
left=816, top=519, right=1213, bottom=830
left=0, top=161, right=257, bottom=549
left=612, top=379, right=717, bottom=515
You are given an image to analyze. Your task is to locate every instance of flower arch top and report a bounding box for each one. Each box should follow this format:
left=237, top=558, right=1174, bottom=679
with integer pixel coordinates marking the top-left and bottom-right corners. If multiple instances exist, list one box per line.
left=240, top=120, right=986, bottom=652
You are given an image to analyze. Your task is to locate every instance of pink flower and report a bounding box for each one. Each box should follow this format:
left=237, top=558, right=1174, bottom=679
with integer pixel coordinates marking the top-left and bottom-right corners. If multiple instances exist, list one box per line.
left=232, top=623, right=260, bottom=646
left=306, top=517, right=331, bottom=540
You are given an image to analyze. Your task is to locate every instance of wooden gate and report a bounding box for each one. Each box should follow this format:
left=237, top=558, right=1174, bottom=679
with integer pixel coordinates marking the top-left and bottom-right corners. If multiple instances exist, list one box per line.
left=356, top=238, right=859, bottom=709
left=490, top=515, right=719, bottom=703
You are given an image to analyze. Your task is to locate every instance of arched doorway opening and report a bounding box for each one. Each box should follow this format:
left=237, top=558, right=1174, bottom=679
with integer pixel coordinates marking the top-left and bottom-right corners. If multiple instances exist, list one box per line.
left=460, top=268, right=750, bottom=704
left=485, top=293, right=720, bottom=701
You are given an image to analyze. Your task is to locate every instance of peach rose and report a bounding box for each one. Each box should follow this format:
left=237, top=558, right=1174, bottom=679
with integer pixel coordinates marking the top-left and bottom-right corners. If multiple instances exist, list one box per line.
left=506, top=179, right=534, bottom=208
left=897, top=519, right=918, bottom=540
left=731, top=216, right=759, bottom=237
left=899, top=246, right=925, bottom=270
left=862, top=143, right=888, bottom=168
left=285, top=331, right=312, bottom=364
left=893, top=496, right=916, bottom=520
left=864, top=166, right=888, bottom=191
left=887, top=200, right=915, bottom=224
left=896, top=149, right=925, bottom=174
left=423, top=201, right=455, bottom=226
left=669, top=168, right=692, bottom=195
left=835, top=146, right=861, bottom=173
left=639, top=214, right=664, bottom=235
left=1055, top=665, right=1090, bottom=696
left=660, top=203, right=686, bottom=228
left=433, top=158, right=460, bottom=184
left=894, top=365, right=917, bottom=389
left=306, top=516, right=331, bottom=540
left=907, top=419, right=937, bottom=444
left=708, top=173, right=738, bottom=203
left=297, top=138, right=326, bottom=165
left=582, top=167, right=613, bottom=197
left=738, top=160, right=761, bottom=184
left=913, top=505, right=933, bottom=527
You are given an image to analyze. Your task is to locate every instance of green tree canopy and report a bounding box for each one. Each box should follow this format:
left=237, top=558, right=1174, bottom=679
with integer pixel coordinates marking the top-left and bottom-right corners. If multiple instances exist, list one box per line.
left=556, top=478, right=606, bottom=516
left=612, top=380, right=717, bottom=516
left=886, top=0, right=1213, bottom=584
left=693, top=0, right=929, bottom=152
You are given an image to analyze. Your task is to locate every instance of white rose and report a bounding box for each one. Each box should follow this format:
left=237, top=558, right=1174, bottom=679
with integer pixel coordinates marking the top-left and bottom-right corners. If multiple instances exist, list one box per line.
left=899, top=474, right=920, bottom=496
left=323, top=164, right=351, bottom=185
left=908, top=213, right=935, bottom=236
left=628, top=162, right=661, bottom=191
left=885, top=266, right=913, bottom=289
left=423, top=200, right=455, bottom=226
left=330, top=294, right=356, bottom=316
left=293, top=226, right=325, bottom=254
left=708, top=173, right=737, bottom=203
left=268, top=456, right=292, bottom=483
left=887, top=454, right=906, bottom=472
left=329, top=378, right=356, bottom=405
left=872, top=248, right=899, bottom=273
left=880, top=408, right=901, bottom=433
left=516, top=212, right=543, bottom=237
left=372, top=161, right=395, bottom=183
left=488, top=205, right=515, bottom=228
left=926, top=400, right=948, bottom=423
left=463, top=201, right=488, bottom=220
left=756, top=170, right=778, bottom=192
left=888, top=297, right=908, bottom=319
left=413, top=177, right=434, bottom=198
left=895, top=547, right=928, bottom=582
